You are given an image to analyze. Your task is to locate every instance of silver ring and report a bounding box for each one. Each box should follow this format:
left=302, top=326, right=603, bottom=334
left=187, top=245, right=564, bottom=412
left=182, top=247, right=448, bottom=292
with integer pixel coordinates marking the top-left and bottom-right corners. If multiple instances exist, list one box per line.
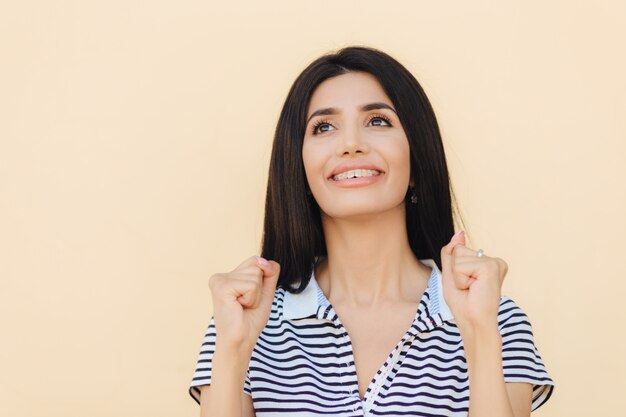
left=476, top=249, right=484, bottom=257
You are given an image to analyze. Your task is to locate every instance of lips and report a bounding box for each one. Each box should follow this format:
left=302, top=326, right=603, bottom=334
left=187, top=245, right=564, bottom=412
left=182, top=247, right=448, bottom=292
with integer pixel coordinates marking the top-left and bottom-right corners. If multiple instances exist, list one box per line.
left=328, top=162, right=385, bottom=180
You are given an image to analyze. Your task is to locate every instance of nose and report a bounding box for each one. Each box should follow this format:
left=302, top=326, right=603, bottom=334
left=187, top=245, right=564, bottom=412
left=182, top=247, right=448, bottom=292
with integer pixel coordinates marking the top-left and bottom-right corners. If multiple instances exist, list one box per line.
left=335, top=124, right=369, bottom=156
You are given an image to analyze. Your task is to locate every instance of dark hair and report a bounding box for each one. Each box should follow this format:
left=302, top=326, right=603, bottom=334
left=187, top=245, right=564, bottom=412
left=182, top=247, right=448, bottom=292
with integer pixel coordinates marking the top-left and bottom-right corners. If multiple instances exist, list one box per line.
left=261, top=45, right=466, bottom=293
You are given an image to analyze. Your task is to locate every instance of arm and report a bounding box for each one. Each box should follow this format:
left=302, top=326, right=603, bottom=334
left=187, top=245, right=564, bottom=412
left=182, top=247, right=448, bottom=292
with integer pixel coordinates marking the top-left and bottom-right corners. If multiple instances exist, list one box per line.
left=199, top=347, right=256, bottom=417
left=195, top=256, right=280, bottom=417
left=461, top=323, right=532, bottom=417
left=440, top=232, right=534, bottom=416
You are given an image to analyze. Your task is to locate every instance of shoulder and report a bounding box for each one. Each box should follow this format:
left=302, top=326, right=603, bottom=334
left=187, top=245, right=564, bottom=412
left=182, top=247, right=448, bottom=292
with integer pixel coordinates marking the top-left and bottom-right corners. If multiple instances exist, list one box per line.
left=496, top=296, right=556, bottom=411
left=266, top=286, right=288, bottom=324
left=497, top=295, right=534, bottom=331
left=498, top=295, right=526, bottom=314
left=271, top=286, right=287, bottom=310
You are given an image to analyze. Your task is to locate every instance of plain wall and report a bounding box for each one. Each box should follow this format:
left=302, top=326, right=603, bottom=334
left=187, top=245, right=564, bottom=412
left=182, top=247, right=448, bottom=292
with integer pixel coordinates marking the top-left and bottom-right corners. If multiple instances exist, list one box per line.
left=1, top=1, right=625, bottom=416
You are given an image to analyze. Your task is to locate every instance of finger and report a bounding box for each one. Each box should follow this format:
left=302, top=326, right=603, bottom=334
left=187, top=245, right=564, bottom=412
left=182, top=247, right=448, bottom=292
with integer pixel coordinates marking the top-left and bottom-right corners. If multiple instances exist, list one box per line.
left=233, top=255, right=267, bottom=273
left=210, top=273, right=262, bottom=308
left=455, top=257, right=507, bottom=283
left=453, top=256, right=492, bottom=270
left=235, top=265, right=264, bottom=281
left=441, top=230, right=467, bottom=289
left=441, top=252, right=453, bottom=288
left=260, top=260, right=280, bottom=301
left=441, top=253, right=473, bottom=291
left=245, top=257, right=281, bottom=310
left=452, top=259, right=485, bottom=280
left=451, top=268, right=474, bottom=290
left=255, top=256, right=277, bottom=277
left=231, top=256, right=273, bottom=286
left=441, top=230, right=466, bottom=257
left=232, top=278, right=261, bottom=309
left=451, top=244, right=480, bottom=258
left=440, top=230, right=465, bottom=278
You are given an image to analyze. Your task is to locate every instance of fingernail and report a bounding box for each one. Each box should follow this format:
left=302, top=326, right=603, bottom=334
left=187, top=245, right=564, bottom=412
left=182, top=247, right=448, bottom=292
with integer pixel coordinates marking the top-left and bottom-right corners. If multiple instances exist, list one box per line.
left=256, top=256, right=271, bottom=267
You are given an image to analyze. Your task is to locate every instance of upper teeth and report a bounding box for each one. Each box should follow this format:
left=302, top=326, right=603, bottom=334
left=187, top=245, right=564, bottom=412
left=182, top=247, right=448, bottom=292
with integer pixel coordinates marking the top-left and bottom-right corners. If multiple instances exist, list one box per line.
left=333, top=169, right=381, bottom=181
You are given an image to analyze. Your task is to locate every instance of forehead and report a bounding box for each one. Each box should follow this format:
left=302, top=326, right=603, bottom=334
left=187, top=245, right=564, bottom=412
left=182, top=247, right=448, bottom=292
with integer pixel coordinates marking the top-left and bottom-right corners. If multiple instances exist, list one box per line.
left=306, top=72, right=393, bottom=116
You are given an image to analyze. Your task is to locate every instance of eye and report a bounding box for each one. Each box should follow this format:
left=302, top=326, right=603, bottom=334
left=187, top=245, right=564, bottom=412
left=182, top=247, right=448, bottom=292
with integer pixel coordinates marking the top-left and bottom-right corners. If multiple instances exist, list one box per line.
left=311, top=119, right=335, bottom=135
left=367, top=114, right=392, bottom=127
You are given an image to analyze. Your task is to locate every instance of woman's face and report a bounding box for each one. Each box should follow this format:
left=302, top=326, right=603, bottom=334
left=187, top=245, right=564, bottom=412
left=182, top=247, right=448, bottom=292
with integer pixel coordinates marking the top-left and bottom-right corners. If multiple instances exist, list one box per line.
left=302, top=71, right=412, bottom=220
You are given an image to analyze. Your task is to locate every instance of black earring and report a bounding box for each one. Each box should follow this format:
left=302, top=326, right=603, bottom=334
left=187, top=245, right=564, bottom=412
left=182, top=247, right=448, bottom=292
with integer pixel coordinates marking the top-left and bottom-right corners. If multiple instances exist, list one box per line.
left=409, top=185, right=417, bottom=204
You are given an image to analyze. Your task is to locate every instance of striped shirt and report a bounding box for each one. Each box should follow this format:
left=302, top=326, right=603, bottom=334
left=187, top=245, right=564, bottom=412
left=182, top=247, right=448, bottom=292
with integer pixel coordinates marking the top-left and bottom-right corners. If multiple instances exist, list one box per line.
left=189, top=258, right=555, bottom=416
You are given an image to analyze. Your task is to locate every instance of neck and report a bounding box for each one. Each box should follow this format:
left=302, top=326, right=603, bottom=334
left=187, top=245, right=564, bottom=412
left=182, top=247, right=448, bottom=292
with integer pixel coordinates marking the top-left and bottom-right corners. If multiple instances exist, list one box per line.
left=315, top=204, right=431, bottom=308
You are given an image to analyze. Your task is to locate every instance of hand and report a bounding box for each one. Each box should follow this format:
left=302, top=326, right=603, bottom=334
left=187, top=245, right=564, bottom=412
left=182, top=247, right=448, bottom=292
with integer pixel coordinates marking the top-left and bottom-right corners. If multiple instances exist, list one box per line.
left=440, top=230, right=509, bottom=332
left=208, top=256, right=280, bottom=355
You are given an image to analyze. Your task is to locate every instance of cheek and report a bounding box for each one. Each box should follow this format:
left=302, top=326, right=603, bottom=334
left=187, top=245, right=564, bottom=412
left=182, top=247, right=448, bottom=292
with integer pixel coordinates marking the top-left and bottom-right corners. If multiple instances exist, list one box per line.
left=301, top=144, right=325, bottom=188
left=386, top=141, right=412, bottom=183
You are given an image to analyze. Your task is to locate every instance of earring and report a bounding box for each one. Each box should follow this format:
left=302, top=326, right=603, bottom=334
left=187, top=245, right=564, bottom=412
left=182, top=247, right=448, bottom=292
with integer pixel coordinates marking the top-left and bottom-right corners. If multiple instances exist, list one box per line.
left=409, top=185, right=417, bottom=204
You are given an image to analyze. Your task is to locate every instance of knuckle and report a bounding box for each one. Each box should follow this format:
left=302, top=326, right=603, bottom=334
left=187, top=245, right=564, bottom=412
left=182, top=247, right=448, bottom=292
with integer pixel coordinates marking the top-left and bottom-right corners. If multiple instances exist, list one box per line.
left=238, top=265, right=258, bottom=276
left=241, top=278, right=260, bottom=293
left=234, top=255, right=260, bottom=272
left=489, top=257, right=507, bottom=275
left=208, top=273, right=222, bottom=289
left=499, top=258, right=509, bottom=274
left=239, top=277, right=253, bottom=289
left=269, top=260, right=280, bottom=270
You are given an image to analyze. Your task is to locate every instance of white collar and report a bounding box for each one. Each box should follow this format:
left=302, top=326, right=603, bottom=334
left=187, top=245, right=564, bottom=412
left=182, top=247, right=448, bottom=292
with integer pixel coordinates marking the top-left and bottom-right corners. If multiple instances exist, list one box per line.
left=283, top=258, right=454, bottom=322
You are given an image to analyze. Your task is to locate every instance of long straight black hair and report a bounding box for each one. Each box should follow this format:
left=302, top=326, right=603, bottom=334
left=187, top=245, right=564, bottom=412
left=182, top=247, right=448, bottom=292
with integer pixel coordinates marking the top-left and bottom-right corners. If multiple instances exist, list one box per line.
left=261, top=45, right=465, bottom=293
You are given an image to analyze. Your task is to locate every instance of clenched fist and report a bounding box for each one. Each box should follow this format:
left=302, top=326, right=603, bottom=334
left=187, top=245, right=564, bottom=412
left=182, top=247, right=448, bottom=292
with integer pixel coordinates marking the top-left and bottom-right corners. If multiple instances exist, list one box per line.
left=441, top=230, right=509, bottom=333
left=208, top=256, right=280, bottom=356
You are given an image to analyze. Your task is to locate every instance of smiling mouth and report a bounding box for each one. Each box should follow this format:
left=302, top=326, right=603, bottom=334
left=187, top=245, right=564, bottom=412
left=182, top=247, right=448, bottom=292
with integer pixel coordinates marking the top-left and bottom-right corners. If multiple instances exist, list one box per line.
left=331, top=169, right=382, bottom=181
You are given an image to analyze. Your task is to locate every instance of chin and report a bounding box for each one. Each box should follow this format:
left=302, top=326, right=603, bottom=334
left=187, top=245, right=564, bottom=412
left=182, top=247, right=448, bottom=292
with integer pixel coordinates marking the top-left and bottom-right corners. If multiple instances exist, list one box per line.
left=319, top=201, right=406, bottom=221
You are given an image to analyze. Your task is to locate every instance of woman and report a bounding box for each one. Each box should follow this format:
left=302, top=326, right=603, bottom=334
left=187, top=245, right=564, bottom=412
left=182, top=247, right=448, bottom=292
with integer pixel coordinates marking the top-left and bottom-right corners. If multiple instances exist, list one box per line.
left=189, top=46, right=555, bottom=416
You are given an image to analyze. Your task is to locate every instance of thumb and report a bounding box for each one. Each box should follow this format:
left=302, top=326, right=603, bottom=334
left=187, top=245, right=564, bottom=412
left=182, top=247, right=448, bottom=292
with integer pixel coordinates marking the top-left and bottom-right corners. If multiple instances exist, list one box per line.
left=260, top=260, right=280, bottom=299
left=441, top=230, right=465, bottom=257
left=441, top=230, right=465, bottom=285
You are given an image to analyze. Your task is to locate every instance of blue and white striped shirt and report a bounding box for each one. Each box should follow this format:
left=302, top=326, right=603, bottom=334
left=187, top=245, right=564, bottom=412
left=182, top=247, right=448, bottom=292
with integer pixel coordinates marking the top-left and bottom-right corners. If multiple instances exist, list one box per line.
left=189, top=258, right=555, bottom=416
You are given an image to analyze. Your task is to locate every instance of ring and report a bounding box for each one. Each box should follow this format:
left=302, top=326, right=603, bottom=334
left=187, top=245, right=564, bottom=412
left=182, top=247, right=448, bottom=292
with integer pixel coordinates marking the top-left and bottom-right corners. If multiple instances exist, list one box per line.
left=476, top=249, right=484, bottom=257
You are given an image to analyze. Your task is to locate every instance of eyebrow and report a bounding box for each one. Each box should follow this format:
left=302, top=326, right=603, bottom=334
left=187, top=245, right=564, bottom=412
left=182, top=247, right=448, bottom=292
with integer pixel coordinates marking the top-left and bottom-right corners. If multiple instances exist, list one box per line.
left=306, top=102, right=397, bottom=125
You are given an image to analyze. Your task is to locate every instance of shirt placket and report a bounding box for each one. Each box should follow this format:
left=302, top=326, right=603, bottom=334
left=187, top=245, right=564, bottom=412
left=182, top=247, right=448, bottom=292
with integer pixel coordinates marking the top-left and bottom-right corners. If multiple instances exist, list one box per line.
left=361, top=335, right=411, bottom=415
left=319, top=304, right=365, bottom=416
left=361, top=312, right=446, bottom=416
left=315, top=303, right=447, bottom=416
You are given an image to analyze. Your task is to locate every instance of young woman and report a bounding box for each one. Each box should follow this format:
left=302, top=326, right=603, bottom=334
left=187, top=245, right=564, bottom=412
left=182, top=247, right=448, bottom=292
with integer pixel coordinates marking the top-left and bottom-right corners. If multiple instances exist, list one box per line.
left=188, top=46, right=555, bottom=417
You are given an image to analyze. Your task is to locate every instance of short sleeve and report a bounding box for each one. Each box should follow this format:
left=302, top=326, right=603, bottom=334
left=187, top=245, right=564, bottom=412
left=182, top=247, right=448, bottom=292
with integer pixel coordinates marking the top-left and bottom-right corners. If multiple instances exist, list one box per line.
left=188, top=316, right=252, bottom=405
left=498, top=296, right=555, bottom=411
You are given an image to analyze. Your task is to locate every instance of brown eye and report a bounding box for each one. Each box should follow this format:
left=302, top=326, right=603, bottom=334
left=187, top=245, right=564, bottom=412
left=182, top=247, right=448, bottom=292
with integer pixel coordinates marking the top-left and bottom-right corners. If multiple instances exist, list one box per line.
left=367, top=114, right=392, bottom=127
left=311, top=119, right=335, bottom=135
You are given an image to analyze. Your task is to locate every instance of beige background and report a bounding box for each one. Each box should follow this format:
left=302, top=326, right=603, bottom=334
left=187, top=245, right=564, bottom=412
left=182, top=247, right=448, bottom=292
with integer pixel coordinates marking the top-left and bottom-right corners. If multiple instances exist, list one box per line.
left=1, top=1, right=625, bottom=416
